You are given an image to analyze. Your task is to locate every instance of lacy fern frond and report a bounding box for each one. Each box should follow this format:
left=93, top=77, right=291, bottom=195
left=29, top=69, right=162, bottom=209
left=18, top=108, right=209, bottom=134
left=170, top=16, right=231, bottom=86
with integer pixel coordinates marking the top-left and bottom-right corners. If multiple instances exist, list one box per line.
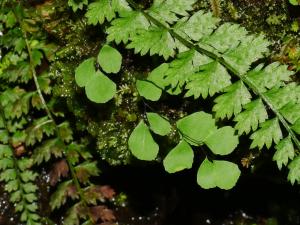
left=88, top=0, right=300, bottom=185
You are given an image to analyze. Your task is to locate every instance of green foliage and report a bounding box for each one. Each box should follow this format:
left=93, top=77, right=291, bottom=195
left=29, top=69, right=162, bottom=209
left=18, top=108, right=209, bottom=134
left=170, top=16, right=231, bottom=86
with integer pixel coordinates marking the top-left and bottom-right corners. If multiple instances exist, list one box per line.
left=75, top=45, right=122, bottom=103
left=197, top=159, right=241, bottom=190
left=147, top=112, right=172, bottom=136
left=83, top=0, right=300, bottom=188
left=1, top=2, right=117, bottom=224
left=98, top=44, right=122, bottom=73
left=0, top=140, right=40, bottom=225
left=163, top=140, right=194, bottom=173
left=85, top=71, right=116, bottom=103
left=128, top=120, right=159, bottom=161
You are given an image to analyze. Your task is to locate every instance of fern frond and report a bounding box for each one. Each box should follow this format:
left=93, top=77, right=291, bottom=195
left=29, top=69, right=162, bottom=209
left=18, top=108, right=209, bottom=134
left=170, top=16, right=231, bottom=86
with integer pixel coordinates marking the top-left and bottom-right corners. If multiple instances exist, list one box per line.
left=185, top=61, right=231, bottom=99
left=107, top=11, right=149, bottom=44
left=273, top=136, right=294, bottom=170
left=174, top=11, right=220, bottom=42
left=101, top=0, right=300, bottom=185
left=147, top=0, right=197, bottom=24
left=127, top=27, right=176, bottom=59
left=86, top=0, right=130, bottom=25
left=213, top=81, right=252, bottom=119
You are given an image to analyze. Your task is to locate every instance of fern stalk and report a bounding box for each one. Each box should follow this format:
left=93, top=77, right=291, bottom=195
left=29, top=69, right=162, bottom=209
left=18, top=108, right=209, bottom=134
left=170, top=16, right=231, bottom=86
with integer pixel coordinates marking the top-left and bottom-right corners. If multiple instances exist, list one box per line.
left=125, top=0, right=300, bottom=151
left=13, top=6, right=96, bottom=224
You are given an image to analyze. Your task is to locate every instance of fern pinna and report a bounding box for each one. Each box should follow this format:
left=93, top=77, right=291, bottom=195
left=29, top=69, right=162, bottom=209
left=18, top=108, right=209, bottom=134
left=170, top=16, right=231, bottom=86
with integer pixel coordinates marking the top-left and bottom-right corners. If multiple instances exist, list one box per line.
left=81, top=0, right=300, bottom=189
left=0, top=2, right=116, bottom=224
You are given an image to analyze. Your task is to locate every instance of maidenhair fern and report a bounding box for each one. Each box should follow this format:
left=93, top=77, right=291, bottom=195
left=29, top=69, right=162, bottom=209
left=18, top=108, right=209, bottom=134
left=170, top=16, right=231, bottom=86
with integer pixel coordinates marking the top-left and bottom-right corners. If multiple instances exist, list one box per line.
left=82, top=0, right=300, bottom=189
left=75, top=44, right=122, bottom=103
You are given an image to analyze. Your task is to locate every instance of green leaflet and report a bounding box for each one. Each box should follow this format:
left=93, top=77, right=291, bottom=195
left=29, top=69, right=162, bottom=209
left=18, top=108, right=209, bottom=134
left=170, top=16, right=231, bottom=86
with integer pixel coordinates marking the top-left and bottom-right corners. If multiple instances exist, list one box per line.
left=148, top=0, right=197, bottom=24
left=75, top=58, right=96, bottom=87
left=202, top=24, right=248, bottom=53
left=213, top=81, right=252, bottom=119
left=162, top=50, right=210, bottom=92
left=163, top=140, right=194, bottom=173
left=288, top=156, right=300, bottom=185
left=127, top=27, right=176, bottom=60
left=289, top=0, right=299, bottom=5
left=197, top=159, right=241, bottom=190
left=107, top=11, right=150, bottom=44
left=128, top=120, right=159, bottom=161
left=204, top=126, right=238, bottom=156
left=177, top=112, right=238, bottom=155
left=98, top=45, right=122, bottom=74
left=86, top=0, right=130, bottom=25
left=273, top=137, right=294, bottom=170
left=176, top=112, right=217, bottom=146
left=223, top=34, right=269, bottom=74
left=279, top=102, right=300, bottom=124
left=146, top=112, right=171, bottom=136
left=185, top=61, right=231, bottom=99
left=75, top=45, right=123, bottom=103
left=292, top=119, right=300, bottom=134
left=234, top=99, right=268, bottom=135
left=136, top=80, right=162, bottom=101
left=250, top=118, right=282, bottom=149
left=174, top=11, right=220, bottom=42
left=85, top=72, right=117, bottom=103
left=68, top=0, right=88, bottom=12
left=264, top=83, right=299, bottom=110
left=247, top=63, right=293, bottom=92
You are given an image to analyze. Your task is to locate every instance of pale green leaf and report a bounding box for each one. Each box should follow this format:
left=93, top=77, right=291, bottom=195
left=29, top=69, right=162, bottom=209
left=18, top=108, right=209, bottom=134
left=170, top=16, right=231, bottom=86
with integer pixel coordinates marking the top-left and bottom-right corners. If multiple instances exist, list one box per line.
left=250, top=118, right=282, bottom=149
left=85, top=72, right=116, bottom=103
left=289, top=0, right=299, bottom=5
left=128, top=121, right=159, bottom=161
left=147, top=112, right=171, bottom=136
left=163, top=140, right=194, bottom=173
left=148, top=0, right=197, bottom=24
left=147, top=63, right=169, bottom=89
left=176, top=112, right=217, bottom=146
left=107, top=11, right=150, bottom=44
left=31, top=50, right=43, bottom=67
left=185, top=61, right=231, bottom=99
left=223, top=34, right=270, bottom=74
left=136, top=80, right=162, bottom=101
left=202, top=24, right=248, bottom=53
left=288, top=156, right=300, bottom=185
left=197, top=159, right=241, bottom=190
left=68, top=0, right=88, bottom=12
left=98, top=45, right=122, bottom=74
left=247, top=62, right=293, bottom=92
left=265, top=83, right=299, bottom=110
left=174, top=11, right=219, bottom=41
left=273, top=136, right=294, bottom=170
left=279, top=102, right=300, bottom=124
left=292, top=118, right=300, bottom=134
left=213, top=81, right=252, bottom=119
left=234, top=99, right=268, bottom=135
left=5, top=180, right=19, bottom=192
left=204, top=126, right=238, bottom=155
left=75, top=58, right=95, bottom=87
left=163, top=50, right=210, bottom=92
left=86, top=0, right=115, bottom=25
left=127, top=27, right=176, bottom=60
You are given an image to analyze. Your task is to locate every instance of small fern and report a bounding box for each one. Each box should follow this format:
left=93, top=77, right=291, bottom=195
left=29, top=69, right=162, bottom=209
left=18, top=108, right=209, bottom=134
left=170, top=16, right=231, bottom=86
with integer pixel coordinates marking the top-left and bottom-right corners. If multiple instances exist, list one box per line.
left=1, top=2, right=117, bottom=224
left=84, top=0, right=300, bottom=188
